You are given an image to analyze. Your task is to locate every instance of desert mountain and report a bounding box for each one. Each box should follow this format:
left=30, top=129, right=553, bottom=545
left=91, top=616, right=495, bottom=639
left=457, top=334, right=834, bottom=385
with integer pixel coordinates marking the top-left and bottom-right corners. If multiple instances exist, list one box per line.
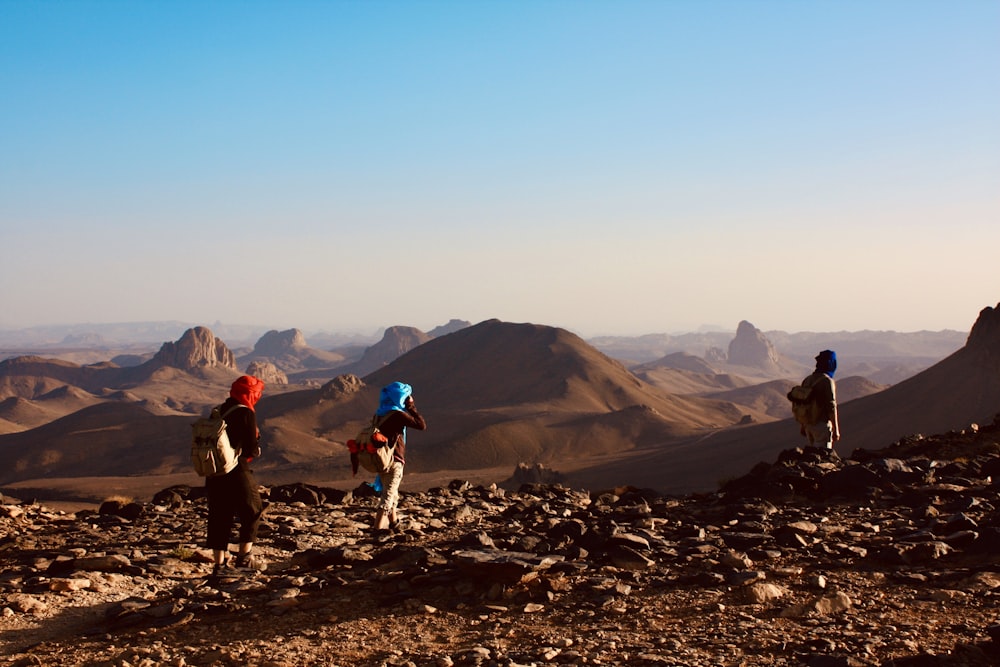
left=427, top=318, right=471, bottom=337
left=722, top=320, right=806, bottom=380
left=0, top=307, right=991, bottom=503
left=838, top=303, right=1000, bottom=449
left=149, top=326, right=237, bottom=372
left=0, top=386, right=101, bottom=434
left=245, top=360, right=289, bottom=386
left=632, top=352, right=751, bottom=394
left=627, top=324, right=886, bottom=425
left=237, top=328, right=346, bottom=373
left=258, top=320, right=748, bottom=476
left=281, top=321, right=470, bottom=385
left=0, top=403, right=194, bottom=483
left=0, top=326, right=237, bottom=398
left=564, top=303, right=1000, bottom=495
left=726, top=320, right=780, bottom=368
left=334, top=326, right=434, bottom=378
left=0, top=326, right=240, bottom=407
left=0, top=320, right=748, bottom=487
left=589, top=326, right=965, bottom=382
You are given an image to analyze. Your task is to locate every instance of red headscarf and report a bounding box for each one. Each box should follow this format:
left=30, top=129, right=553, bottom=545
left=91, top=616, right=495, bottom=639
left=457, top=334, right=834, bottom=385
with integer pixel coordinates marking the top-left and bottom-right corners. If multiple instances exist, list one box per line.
left=230, top=375, right=265, bottom=411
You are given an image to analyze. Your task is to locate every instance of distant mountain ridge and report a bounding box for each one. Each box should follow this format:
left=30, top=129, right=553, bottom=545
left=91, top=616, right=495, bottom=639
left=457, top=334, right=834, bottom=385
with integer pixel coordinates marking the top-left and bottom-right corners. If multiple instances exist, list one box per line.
left=238, top=328, right=346, bottom=374
left=0, top=326, right=239, bottom=402
left=564, top=302, right=1000, bottom=494
left=0, top=306, right=992, bottom=501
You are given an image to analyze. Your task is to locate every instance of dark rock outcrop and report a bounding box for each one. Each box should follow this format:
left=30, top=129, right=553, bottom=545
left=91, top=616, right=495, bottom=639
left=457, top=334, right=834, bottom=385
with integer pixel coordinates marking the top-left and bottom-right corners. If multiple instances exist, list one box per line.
left=245, top=360, right=288, bottom=386
left=345, top=326, right=432, bottom=377
left=150, top=326, right=236, bottom=372
left=727, top=320, right=780, bottom=368
left=966, top=302, right=1000, bottom=358
left=428, top=319, right=472, bottom=338
left=252, top=329, right=308, bottom=357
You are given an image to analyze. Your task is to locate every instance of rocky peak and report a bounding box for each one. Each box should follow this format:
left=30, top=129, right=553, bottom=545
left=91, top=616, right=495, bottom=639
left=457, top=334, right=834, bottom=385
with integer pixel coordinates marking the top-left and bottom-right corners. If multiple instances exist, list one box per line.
left=726, top=320, right=779, bottom=367
left=253, top=329, right=308, bottom=357
left=377, top=326, right=431, bottom=355
left=245, top=360, right=288, bottom=386
left=966, top=302, right=1000, bottom=353
left=349, top=326, right=432, bottom=376
left=151, top=326, right=237, bottom=372
left=429, top=319, right=472, bottom=337
left=319, top=373, right=365, bottom=400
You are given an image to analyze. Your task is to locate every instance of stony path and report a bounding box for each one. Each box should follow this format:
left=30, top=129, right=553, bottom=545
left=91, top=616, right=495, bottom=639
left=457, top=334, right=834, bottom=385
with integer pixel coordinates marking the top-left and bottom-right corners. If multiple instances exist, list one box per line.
left=2, top=425, right=1000, bottom=666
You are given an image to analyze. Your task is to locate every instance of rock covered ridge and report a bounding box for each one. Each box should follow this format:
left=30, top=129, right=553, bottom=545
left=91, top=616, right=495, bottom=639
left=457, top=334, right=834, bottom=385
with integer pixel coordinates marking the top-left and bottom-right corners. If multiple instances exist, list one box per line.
left=2, top=421, right=1000, bottom=666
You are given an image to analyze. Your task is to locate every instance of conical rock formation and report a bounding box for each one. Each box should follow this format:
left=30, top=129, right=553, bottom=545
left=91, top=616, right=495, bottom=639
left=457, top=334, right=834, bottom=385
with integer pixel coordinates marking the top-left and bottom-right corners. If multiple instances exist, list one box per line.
left=727, top=320, right=780, bottom=368
left=966, top=302, right=1000, bottom=367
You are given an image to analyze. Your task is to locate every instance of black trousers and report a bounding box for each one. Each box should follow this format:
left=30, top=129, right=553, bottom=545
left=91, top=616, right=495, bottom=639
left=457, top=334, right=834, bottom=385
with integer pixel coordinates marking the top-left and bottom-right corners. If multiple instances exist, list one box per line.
left=205, top=464, right=264, bottom=550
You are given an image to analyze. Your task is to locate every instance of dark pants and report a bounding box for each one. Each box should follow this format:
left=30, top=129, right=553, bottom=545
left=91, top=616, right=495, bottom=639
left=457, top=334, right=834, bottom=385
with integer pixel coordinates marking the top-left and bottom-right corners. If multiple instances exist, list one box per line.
left=205, top=464, right=264, bottom=550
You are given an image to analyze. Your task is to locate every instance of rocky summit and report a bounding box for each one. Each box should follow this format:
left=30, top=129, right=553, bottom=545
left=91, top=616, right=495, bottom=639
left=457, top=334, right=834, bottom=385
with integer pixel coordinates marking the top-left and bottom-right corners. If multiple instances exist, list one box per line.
left=2, top=420, right=1000, bottom=666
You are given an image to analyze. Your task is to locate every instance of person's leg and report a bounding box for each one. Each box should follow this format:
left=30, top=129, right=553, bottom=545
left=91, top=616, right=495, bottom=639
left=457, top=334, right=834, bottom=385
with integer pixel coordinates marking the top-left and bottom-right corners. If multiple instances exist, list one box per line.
left=206, top=479, right=236, bottom=568
left=374, top=461, right=404, bottom=530
left=233, top=468, right=266, bottom=569
left=806, top=421, right=834, bottom=449
left=207, top=483, right=239, bottom=575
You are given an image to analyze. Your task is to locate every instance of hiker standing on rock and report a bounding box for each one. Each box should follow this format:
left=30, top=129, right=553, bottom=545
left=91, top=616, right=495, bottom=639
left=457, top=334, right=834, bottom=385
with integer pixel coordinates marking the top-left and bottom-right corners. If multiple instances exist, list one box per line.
left=207, top=375, right=267, bottom=575
left=795, top=350, right=841, bottom=450
left=372, top=381, right=426, bottom=531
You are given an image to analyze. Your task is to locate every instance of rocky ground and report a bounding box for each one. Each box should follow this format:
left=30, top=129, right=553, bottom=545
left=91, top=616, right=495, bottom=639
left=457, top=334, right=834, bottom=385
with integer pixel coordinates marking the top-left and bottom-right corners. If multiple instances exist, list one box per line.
left=2, top=419, right=1000, bottom=667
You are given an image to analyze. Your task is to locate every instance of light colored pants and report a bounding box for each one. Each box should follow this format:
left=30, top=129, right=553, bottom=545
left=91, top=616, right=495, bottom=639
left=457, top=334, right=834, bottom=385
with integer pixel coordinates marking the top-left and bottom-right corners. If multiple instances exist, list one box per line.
left=377, top=461, right=404, bottom=513
left=806, top=420, right=835, bottom=449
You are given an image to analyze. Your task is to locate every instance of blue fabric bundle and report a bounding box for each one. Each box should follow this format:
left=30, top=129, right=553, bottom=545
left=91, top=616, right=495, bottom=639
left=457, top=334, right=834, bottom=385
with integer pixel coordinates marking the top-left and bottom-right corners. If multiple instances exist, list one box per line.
left=376, top=381, right=412, bottom=416
left=815, top=350, right=837, bottom=377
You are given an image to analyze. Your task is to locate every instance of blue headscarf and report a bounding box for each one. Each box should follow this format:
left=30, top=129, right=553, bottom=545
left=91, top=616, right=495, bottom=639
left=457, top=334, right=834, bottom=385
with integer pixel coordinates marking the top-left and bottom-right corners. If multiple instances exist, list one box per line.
left=815, top=350, right=837, bottom=378
left=376, top=381, right=412, bottom=416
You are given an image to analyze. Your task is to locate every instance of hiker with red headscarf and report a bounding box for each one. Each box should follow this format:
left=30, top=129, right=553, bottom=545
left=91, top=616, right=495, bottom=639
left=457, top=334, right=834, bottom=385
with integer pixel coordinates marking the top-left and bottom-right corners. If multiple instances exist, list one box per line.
left=207, top=375, right=267, bottom=576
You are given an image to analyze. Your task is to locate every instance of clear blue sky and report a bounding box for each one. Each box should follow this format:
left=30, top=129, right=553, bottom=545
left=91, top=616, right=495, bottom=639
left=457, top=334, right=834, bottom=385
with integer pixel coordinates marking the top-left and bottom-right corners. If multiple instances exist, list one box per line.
left=2, top=1, right=997, bottom=336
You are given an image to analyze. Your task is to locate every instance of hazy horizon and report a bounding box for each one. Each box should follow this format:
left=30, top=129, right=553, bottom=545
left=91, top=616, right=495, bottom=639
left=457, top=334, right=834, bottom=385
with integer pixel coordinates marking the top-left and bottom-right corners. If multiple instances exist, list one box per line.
left=0, top=315, right=975, bottom=349
left=2, top=2, right=997, bottom=337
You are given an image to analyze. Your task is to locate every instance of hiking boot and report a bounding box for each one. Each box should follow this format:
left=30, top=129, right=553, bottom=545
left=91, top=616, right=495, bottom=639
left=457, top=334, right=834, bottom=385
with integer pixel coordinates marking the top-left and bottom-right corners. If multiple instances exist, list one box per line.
left=211, top=553, right=234, bottom=576
left=234, top=553, right=267, bottom=572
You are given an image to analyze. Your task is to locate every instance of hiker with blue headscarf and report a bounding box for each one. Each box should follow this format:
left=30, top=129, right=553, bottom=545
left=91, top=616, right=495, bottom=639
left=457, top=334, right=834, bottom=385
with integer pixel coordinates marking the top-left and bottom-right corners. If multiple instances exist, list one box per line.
left=795, top=350, right=841, bottom=450
left=370, top=381, right=426, bottom=531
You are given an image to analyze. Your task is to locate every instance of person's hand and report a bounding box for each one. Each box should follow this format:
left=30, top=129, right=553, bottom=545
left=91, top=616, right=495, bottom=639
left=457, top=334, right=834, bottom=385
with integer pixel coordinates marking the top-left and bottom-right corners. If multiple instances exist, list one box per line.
left=405, top=396, right=415, bottom=410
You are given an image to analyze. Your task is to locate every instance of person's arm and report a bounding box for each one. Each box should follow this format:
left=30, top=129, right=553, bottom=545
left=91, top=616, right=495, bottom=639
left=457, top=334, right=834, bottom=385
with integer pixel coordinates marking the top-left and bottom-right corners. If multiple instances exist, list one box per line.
left=829, top=380, right=840, bottom=442
left=403, top=396, right=427, bottom=430
left=230, top=407, right=261, bottom=460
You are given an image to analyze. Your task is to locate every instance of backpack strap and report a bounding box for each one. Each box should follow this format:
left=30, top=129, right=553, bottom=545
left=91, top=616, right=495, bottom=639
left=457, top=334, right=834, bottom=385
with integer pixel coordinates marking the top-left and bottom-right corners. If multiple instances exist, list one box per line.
left=221, top=403, right=250, bottom=419
left=373, top=412, right=398, bottom=447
